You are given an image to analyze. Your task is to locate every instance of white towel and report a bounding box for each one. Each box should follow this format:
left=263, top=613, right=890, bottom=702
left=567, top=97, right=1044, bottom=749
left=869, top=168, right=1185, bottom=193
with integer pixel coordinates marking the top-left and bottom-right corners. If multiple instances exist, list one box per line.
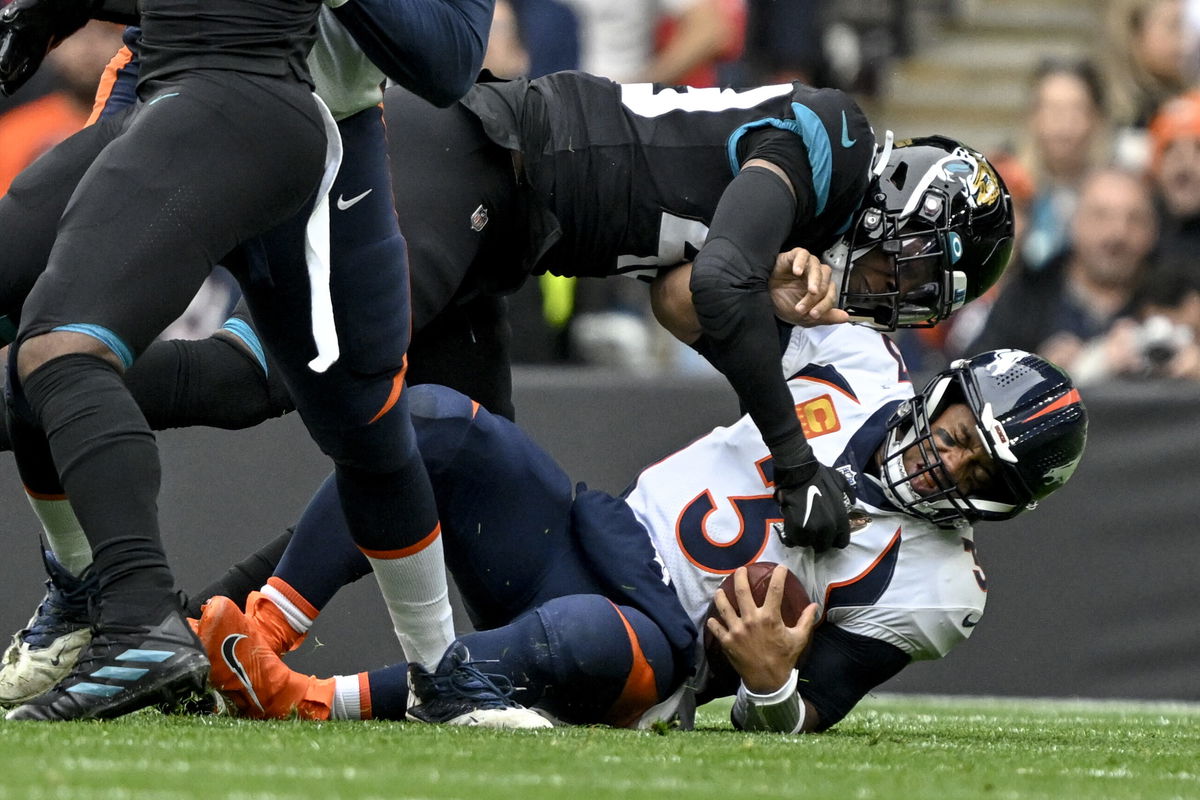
left=305, top=92, right=344, bottom=372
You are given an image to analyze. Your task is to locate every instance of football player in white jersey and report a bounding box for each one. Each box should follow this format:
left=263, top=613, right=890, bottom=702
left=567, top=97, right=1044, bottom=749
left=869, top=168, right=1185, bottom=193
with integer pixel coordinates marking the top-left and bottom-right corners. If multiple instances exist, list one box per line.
left=181, top=327, right=1086, bottom=732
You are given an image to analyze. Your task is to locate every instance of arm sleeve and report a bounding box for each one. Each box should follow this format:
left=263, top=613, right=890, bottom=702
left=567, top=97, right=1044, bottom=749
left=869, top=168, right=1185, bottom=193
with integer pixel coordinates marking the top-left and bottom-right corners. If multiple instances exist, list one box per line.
left=735, top=127, right=816, bottom=228
left=688, top=165, right=806, bottom=456
left=332, top=0, right=493, bottom=106
left=795, top=624, right=912, bottom=731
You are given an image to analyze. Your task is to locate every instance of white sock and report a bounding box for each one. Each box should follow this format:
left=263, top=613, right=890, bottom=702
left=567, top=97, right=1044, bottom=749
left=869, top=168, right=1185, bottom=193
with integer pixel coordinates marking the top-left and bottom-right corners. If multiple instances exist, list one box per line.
left=332, top=674, right=366, bottom=720
left=366, top=530, right=454, bottom=669
left=28, top=496, right=92, bottom=576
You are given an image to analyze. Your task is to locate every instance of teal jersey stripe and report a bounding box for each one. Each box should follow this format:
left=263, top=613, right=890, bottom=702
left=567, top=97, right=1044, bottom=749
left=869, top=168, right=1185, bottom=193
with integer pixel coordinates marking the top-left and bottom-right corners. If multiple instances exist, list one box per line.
left=724, top=102, right=834, bottom=217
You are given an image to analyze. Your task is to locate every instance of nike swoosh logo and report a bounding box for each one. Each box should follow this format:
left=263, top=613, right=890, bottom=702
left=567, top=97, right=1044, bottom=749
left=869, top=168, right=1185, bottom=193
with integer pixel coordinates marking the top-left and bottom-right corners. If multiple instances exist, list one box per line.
left=220, top=633, right=264, bottom=712
left=801, top=485, right=823, bottom=528
left=840, top=111, right=856, bottom=148
left=336, top=189, right=372, bottom=211
left=962, top=613, right=980, bottom=628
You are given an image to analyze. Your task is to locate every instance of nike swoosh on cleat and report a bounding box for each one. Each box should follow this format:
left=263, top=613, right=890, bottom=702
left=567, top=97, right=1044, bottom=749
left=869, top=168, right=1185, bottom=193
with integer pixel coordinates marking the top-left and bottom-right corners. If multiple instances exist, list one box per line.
left=840, top=111, right=856, bottom=148
left=962, top=614, right=980, bottom=628
left=220, top=634, right=264, bottom=712
left=336, top=189, right=373, bottom=211
left=801, top=485, right=823, bottom=528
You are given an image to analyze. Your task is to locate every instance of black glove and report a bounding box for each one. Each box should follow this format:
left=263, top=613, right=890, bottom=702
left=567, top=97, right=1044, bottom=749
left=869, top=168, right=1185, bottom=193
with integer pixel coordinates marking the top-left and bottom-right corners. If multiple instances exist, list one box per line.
left=0, top=0, right=94, bottom=97
left=773, top=456, right=856, bottom=552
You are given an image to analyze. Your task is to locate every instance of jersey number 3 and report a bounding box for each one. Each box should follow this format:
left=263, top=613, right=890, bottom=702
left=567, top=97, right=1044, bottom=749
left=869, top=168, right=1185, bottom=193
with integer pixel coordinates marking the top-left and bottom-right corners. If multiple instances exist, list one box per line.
left=675, top=458, right=782, bottom=573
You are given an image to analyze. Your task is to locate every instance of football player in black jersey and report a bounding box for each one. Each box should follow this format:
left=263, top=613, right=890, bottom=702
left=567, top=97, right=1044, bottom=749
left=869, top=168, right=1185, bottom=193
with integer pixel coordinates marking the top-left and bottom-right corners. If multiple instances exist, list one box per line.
left=0, top=0, right=495, bottom=722
left=0, top=72, right=1013, bottom=563
left=88, top=76, right=1012, bottom=555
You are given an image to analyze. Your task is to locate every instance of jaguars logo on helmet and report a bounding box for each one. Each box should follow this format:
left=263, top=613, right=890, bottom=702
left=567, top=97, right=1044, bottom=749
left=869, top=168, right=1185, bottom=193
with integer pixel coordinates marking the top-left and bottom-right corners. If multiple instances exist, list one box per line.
left=829, top=135, right=1015, bottom=331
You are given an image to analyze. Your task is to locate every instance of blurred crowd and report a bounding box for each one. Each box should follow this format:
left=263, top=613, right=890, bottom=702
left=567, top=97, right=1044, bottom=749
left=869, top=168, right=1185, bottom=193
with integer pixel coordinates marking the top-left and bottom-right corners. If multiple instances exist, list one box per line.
left=905, top=0, right=1200, bottom=384
left=4, top=0, right=1200, bottom=383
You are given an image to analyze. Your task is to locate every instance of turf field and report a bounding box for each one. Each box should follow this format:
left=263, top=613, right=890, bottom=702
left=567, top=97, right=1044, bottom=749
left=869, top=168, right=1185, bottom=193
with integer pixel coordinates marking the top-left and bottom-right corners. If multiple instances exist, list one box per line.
left=0, top=694, right=1196, bottom=800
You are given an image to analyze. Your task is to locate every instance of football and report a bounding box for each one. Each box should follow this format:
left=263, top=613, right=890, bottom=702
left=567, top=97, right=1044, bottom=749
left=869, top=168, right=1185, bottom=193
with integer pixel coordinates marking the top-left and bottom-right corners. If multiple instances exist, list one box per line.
left=702, top=561, right=813, bottom=691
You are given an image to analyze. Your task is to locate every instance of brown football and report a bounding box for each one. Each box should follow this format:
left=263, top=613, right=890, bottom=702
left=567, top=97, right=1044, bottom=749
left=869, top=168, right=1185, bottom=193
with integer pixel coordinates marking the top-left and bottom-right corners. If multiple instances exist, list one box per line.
left=702, top=561, right=813, bottom=691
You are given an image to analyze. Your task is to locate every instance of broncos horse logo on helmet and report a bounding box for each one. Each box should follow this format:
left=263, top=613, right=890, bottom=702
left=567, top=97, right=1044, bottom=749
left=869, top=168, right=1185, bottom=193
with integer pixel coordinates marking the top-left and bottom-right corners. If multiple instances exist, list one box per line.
left=878, top=349, right=1088, bottom=527
left=826, top=134, right=1015, bottom=330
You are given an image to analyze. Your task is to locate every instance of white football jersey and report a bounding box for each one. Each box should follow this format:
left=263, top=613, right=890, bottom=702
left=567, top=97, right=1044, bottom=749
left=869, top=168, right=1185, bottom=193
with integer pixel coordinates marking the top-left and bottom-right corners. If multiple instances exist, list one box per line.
left=624, top=324, right=988, bottom=672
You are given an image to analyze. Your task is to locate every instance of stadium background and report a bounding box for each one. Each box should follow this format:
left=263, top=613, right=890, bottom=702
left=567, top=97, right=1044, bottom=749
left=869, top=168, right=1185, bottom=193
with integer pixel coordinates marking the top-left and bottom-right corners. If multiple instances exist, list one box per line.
left=0, top=367, right=1195, bottom=703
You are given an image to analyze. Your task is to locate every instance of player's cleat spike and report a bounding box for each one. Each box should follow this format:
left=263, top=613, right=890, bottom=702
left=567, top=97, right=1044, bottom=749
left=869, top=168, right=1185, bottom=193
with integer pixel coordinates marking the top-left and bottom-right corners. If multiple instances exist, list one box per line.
left=407, top=642, right=552, bottom=729
left=5, top=606, right=209, bottom=721
left=196, top=595, right=332, bottom=719
left=0, top=549, right=97, bottom=706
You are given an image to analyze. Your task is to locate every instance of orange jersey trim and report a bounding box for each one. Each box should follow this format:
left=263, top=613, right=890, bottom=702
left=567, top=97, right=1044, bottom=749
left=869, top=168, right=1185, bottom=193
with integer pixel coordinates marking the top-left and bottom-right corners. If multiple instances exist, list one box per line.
left=603, top=603, right=659, bottom=728
left=359, top=523, right=441, bottom=560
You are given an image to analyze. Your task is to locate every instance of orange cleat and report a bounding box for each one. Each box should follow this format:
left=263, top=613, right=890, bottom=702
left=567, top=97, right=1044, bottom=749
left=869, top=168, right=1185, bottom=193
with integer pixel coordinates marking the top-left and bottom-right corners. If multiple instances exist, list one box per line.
left=245, top=587, right=309, bottom=655
left=195, top=596, right=333, bottom=720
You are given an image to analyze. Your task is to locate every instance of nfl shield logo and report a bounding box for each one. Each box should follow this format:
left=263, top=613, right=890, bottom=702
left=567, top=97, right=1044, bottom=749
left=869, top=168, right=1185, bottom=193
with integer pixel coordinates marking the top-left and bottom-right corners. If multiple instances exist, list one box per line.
left=470, top=204, right=489, bottom=232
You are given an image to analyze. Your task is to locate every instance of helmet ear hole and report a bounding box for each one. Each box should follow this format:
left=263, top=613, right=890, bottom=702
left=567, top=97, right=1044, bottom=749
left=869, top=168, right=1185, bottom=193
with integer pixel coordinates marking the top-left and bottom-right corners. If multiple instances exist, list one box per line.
left=889, top=162, right=909, bottom=190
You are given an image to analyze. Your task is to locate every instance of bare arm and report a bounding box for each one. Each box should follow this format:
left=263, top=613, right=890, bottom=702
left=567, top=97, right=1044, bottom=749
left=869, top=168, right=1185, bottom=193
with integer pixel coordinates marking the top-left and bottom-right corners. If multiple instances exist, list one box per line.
left=650, top=247, right=849, bottom=345
left=642, top=0, right=728, bottom=85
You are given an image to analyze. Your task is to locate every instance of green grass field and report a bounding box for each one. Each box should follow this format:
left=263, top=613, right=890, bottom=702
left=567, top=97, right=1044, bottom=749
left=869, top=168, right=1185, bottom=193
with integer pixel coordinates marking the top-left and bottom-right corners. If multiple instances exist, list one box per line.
left=1, top=694, right=1197, bottom=800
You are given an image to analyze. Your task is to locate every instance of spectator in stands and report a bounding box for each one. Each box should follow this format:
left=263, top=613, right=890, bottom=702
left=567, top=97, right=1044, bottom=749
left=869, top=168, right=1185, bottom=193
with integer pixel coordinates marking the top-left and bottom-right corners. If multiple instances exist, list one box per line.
left=1067, top=268, right=1200, bottom=382
left=509, top=0, right=580, bottom=78
left=739, top=0, right=828, bottom=87
left=561, top=0, right=741, bottom=85
left=483, top=0, right=532, bottom=78
left=0, top=22, right=122, bottom=195
left=1102, top=0, right=1194, bottom=167
left=1006, top=57, right=1110, bottom=276
left=1147, top=89, right=1200, bottom=270
left=967, top=168, right=1158, bottom=374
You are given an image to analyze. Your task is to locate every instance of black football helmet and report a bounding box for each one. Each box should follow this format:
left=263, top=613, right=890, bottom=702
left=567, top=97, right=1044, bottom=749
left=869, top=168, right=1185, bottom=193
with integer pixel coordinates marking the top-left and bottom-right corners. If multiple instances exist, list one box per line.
left=827, top=134, right=1015, bottom=330
left=878, top=349, right=1088, bottom=527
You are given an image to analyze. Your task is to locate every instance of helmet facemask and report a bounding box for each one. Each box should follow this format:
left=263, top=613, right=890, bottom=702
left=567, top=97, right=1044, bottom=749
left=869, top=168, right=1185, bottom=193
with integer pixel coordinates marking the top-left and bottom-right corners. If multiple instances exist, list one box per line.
left=829, top=135, right=1013, bottom=332
left=879, top=375, right=1023, bottom=527
left=837, top=194, right=969, bottom=330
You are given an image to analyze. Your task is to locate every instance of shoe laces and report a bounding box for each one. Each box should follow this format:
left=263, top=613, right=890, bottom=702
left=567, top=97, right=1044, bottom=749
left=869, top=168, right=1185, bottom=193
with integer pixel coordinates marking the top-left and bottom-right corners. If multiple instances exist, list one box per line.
left=19, top=554, right=97, bottom=648
left=434, top=658, right=519, bottom=710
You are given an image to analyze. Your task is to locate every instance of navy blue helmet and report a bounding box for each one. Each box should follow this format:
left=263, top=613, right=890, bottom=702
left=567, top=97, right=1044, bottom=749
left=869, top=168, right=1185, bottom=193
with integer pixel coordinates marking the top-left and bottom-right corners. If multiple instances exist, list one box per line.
left=879, top=349, right=1088, bottom=526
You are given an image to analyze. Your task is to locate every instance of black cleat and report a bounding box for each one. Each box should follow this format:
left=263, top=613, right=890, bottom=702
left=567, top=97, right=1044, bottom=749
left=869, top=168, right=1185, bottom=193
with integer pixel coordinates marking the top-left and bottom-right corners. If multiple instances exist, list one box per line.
left=6, top=607, right=209, bottom=721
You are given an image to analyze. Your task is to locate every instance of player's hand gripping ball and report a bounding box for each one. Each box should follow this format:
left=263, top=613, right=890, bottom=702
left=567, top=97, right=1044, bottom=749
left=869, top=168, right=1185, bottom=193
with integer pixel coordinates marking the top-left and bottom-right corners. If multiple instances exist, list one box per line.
left=702, top=561, right=813, bottom=692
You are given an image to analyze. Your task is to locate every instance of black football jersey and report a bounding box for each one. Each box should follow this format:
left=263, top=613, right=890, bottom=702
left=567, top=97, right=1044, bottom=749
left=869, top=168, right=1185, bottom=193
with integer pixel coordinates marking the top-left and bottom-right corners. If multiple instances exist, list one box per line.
left=462, top=71, right=876, bottom=279
left=138, top=0, right=321, bottom=84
